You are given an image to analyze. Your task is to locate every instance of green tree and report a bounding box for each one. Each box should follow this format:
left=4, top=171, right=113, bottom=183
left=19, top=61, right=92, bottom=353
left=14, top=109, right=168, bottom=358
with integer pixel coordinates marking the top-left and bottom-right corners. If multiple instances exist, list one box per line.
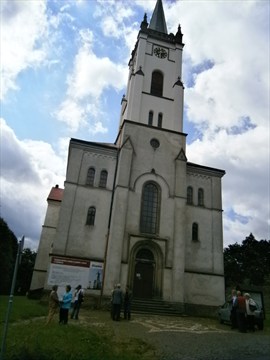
left=0, top=217, right=18, bottom=294
left=224, top=233, right=270, bottom=288
left=17, top=248, right=37, bottom=295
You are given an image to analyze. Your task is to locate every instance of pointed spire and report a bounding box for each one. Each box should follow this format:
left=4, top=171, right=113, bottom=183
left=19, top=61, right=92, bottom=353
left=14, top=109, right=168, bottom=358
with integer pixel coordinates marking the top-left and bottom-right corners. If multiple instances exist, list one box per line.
left=149, top=0, right=168, bottom=34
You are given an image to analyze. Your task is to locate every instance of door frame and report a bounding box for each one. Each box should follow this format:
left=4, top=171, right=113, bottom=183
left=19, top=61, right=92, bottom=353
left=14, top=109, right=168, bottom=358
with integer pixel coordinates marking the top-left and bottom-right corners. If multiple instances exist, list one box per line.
left=128, top=240, right=163, bottom=299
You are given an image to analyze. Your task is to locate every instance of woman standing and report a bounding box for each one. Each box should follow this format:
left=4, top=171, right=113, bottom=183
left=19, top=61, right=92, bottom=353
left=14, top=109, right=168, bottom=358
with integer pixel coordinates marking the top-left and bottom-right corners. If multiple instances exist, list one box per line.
left=59, top=285, right=72, bottom=325
left=46, top=285, right=59, bottom=324
left=245, top=293, right=256, bottom=331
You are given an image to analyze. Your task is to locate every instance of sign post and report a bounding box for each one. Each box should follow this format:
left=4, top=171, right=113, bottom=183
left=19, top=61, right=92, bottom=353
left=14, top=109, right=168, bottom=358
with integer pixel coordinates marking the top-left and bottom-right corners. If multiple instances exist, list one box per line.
left=0, top=236, right=24, bottom=360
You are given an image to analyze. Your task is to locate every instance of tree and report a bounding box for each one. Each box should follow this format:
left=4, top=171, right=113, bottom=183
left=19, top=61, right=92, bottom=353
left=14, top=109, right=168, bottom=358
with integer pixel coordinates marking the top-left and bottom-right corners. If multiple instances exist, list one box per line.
left=224, top=233, right=270, bottom=288
left=17, top=248, right=37, bottom=295
left=0, top=218, right=18, bottom=294
left=0, top=218, right=37, bottom=295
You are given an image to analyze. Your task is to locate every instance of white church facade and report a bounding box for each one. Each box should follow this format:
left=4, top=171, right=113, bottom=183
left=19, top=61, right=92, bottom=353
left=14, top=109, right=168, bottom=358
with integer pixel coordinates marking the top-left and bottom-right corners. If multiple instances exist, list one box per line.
left=31, top=0, right=226, bottom=312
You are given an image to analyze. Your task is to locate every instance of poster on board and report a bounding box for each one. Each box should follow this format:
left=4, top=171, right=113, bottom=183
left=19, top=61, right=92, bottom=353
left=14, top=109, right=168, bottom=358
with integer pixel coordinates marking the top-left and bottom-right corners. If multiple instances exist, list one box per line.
left=88, top=261, right=103, bottom=290
left=47, top=256, right=90, bottom=289
left=47, top=257, right=104, bottom=293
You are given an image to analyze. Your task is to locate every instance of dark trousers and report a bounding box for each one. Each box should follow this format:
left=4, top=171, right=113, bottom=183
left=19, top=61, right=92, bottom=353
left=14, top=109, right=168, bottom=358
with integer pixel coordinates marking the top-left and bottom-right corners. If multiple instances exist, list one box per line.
left=113, top=304, right=121, bottom=321
left=71, top=301, right=81, bottom=319
left=124, top=302, right=131, bottom=320
left=59, top=308, right=69, bottom=324
left=236, top=311, right=246, bottom=333
left=246, top=315, right=255, bottom=331
left=231, top=308, right=237, bottom=329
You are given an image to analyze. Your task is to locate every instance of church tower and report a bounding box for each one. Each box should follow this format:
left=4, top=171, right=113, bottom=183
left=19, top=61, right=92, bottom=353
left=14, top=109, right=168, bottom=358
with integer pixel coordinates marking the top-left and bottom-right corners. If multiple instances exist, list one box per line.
left=31, top=0, right=225, bottom=315
left=118, top=0, right=184, bottom=139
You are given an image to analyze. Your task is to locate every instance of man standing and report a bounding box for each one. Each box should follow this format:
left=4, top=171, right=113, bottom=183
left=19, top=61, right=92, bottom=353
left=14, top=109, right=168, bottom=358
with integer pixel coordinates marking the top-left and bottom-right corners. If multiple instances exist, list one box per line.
left=71, top=285, right=84, bottom=320
left=236, top=290, right=247, bottom=333
left=230, top=289, right=238, bottom=329
left=46, top=285, right=59, bottom=324
left=112, top=283, right=122, bottom=321
left=124, top=286, right=132, bottom=320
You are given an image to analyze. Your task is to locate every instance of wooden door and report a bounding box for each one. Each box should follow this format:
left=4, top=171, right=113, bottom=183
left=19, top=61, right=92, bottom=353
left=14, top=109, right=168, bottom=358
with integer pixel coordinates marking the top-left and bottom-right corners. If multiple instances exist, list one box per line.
left=133, top=261, right=154, bottom=298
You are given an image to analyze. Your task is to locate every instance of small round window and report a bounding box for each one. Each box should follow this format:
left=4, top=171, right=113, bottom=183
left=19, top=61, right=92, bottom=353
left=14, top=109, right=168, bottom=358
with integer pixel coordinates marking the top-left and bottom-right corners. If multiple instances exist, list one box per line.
left=150, top=138, right=160, bottom=149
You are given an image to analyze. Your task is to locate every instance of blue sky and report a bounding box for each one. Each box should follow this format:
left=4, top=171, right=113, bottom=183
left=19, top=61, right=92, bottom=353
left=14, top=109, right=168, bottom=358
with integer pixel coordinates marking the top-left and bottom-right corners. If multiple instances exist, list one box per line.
left=1, top=0, right=269, bottom=250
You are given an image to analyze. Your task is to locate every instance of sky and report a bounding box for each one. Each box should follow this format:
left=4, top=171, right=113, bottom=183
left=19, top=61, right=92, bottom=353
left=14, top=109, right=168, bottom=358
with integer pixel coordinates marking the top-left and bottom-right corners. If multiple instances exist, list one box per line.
left=0, top=0, right=269, bottom=250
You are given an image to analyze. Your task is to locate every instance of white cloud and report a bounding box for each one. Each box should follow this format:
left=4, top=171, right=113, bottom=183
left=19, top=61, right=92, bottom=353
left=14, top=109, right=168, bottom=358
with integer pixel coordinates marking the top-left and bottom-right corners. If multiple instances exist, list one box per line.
left=1, top=0, right=48, bottom=99
left=0, top=118, right=66, bottom=249
left=163, top=0, right=270, bottom=245
left=54, top=30, right=127, bottom=133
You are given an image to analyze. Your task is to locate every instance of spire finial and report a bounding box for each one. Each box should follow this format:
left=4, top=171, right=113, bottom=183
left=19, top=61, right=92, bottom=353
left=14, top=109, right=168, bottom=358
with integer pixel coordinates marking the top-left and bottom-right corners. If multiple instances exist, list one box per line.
left=175, top=24, right=183, bottom=44
left=140, top=13, right=148, bottom=30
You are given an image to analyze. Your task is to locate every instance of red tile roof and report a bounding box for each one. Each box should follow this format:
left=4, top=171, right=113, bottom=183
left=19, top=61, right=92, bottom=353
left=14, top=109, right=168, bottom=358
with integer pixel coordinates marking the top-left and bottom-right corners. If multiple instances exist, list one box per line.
left=47, top=185, right=64, bottom=202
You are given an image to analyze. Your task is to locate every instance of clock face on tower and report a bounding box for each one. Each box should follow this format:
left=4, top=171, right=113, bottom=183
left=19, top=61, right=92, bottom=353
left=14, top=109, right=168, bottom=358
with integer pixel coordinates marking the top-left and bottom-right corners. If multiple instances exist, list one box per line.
left=153, top=47, right=167, bottom=59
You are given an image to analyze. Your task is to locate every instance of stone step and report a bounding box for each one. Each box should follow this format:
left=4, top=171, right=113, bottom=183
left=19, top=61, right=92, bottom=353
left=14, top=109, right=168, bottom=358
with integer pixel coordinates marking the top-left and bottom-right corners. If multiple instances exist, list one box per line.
left=131, top=298, right=184, bottom=316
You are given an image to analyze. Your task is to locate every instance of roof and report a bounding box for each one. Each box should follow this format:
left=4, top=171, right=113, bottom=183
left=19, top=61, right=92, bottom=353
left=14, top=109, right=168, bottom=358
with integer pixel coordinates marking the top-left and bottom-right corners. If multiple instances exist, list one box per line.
left=149, top=0, right=168, bottom=34
left=47, top=185, right=64, bottom=202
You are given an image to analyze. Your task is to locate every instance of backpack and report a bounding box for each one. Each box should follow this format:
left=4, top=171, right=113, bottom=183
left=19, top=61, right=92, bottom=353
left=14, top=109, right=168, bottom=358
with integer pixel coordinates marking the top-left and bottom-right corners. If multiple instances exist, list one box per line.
left=78, top=290, right=84, bottom=303
left=249, top=299, right=257, bottom=312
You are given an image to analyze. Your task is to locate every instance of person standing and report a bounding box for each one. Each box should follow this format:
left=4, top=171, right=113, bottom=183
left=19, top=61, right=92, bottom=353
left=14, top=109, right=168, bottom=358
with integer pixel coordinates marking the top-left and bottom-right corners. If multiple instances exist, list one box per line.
left=236, top=290, right=247, bottom=333
left=123, top=286, right=132, bottom=320
left=230, top=289, right=238, bottom=329
left=46, top=285, right=59, bottom=324
left=71, top=285, right=84, bottom=320
left=59, top=285, right=72, bottom=325
left=245, top=293, right=256, bottom=332
left=112, top=283, right=123, bottom=321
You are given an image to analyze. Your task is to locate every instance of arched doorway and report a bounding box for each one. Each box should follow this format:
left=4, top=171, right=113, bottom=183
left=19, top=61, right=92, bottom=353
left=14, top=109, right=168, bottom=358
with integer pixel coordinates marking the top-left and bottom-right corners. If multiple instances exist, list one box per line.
left=133, top=249, right=155, bottom=298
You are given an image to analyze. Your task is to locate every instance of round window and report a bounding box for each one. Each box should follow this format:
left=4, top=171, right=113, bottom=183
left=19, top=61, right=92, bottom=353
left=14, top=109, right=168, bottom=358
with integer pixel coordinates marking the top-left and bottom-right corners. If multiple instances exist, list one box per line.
left=150, top=138, right=160, bottom=149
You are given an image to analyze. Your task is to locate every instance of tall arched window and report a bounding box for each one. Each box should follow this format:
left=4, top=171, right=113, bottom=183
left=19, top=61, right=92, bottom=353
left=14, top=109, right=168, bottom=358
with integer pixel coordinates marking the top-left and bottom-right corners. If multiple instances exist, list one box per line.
left=86, top=167, right=95, bottom=186
left=192, top=222, right=199, bottom=241
left=158, top=113, right=163, bottom=128
left=99, top=170, right=108, bottom=188
left=148, top=111, right=153, bottom=126
left=187, top=186, right=193, bottom=205
left=140, top=182, right=160, bottom=234
left=86, top=206, right=96, bottom=225
left=150, top=71, right=163, bottom=97
left=198, top=188, right=204, bottom=206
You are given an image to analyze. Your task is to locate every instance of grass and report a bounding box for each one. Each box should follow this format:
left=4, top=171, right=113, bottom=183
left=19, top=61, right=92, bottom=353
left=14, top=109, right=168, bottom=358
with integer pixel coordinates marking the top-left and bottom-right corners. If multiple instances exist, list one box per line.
left=1, top=296, right=269, bottom=360
left=0, top=296, right=155, bottom=360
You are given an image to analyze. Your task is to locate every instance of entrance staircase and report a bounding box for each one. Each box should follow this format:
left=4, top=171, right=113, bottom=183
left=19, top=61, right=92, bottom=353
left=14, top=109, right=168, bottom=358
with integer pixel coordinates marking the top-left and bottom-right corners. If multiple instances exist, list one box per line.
left=132, top=298, right=184, bottom=316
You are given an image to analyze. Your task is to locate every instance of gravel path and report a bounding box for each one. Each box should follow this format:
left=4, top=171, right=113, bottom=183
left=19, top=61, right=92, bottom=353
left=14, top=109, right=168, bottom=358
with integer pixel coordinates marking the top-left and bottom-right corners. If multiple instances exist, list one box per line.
left=79, top=309, right=270, bottom=360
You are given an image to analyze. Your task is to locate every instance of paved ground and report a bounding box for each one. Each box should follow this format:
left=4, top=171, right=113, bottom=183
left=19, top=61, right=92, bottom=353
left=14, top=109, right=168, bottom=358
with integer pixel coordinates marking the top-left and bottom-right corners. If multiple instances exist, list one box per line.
left=77, top=309, right=270, bottom=360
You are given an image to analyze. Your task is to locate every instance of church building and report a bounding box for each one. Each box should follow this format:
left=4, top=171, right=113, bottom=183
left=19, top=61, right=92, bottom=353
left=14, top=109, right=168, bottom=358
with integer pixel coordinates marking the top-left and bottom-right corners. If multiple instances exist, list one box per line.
left=31, top=0, right=226, bottom=313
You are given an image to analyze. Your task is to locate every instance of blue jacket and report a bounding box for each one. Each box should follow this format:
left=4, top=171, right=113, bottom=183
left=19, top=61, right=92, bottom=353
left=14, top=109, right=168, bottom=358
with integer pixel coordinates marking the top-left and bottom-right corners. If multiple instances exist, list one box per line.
left=61, top=291, right=72, bottom=309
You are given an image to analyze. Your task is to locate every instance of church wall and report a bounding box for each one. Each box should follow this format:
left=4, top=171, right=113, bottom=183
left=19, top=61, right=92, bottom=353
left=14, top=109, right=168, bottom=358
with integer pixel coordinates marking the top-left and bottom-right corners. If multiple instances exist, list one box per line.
left=103, top=187, right=130, bottom=294
left=30, top=200, right=61, bottom=290
left=170, top=199, right=187, bottom=302
left=140, top=95, right=177, bottom=132
left=143, top=40, right=181, bottom=99
left=184, top=169, right=224, bottom=277
left=52, top=183, right=77, bottom=254
left=63, top=186, right=111, bottom=259
left=53, top=142, right=117, bottom=259
left=185, top=206, right=223, bottom=273
left=212, top=210, right=224, bottom=274
left=184, top=272, right=225, bottom=306
left=122, top=122, right=186, bottom=191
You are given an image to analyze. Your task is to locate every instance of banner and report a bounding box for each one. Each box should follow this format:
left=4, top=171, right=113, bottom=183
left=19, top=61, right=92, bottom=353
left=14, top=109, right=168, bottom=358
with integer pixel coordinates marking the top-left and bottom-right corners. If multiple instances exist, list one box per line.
left=48, top=256, right=91, bottom=289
